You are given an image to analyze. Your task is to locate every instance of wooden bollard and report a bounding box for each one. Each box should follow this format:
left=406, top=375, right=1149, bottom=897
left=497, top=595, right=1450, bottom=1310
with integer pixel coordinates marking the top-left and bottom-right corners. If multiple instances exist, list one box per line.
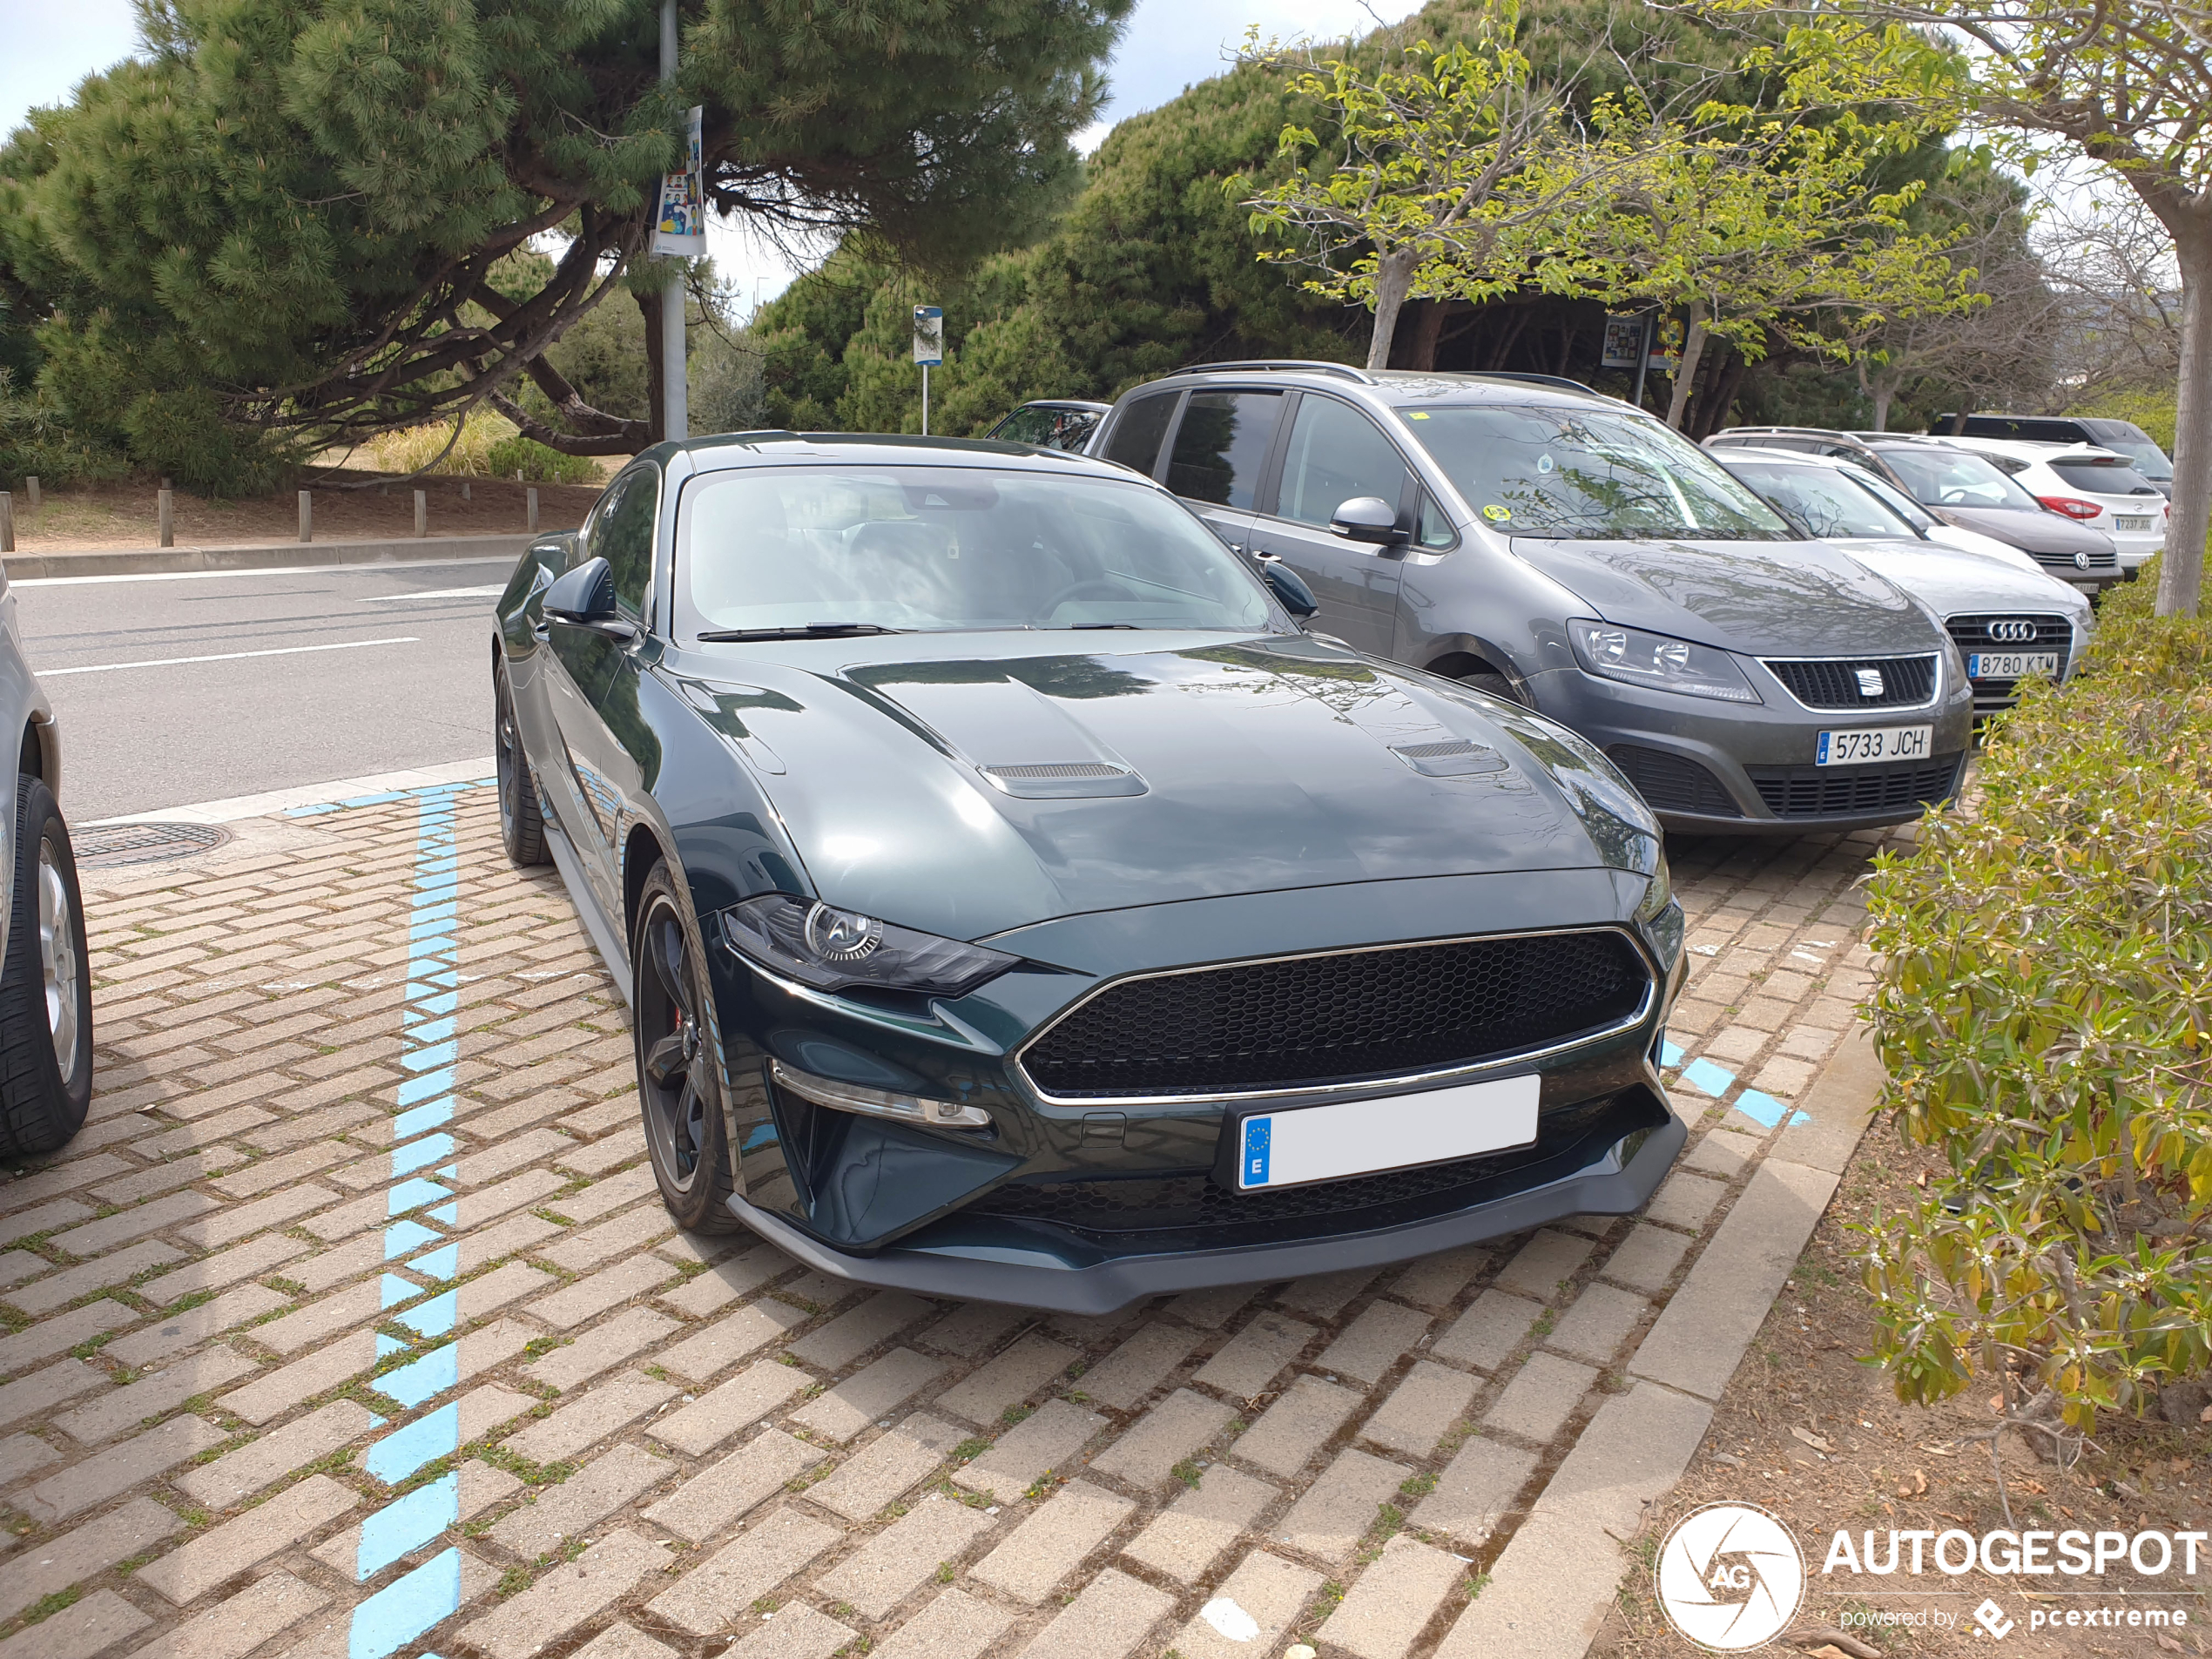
left=526, top=488, right=538, bottom=533
left=0, top=492, right=13, bottom=555
left=298, top=489, right=313, bottom=543
left=461, top=481, right=471, bottom=502
left=158, top=488, right=174, bottom=548
left=24, top=476, right=37, bottom=509
left=414, top=489, right=427, bottom=538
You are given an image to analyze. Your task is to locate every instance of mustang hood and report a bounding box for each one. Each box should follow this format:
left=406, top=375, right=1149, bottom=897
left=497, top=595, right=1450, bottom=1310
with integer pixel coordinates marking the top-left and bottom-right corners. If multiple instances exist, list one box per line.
left=670, top=633, right=1640, bottom=941
left=1514, top=536, right=1938, bottom=657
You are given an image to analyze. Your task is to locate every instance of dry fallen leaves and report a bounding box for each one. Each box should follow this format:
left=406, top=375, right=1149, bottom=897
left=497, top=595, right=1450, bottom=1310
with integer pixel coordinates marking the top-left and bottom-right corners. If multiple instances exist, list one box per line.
left=1791, top=1426, right=1834, bottom=1453
left=1895, top=1470, right=1928, bottom=1497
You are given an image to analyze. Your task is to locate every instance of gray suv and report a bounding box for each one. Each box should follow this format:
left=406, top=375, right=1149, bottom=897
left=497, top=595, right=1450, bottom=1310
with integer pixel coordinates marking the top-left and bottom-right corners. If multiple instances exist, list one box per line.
left=1091, top=362, right=1973, bottom=832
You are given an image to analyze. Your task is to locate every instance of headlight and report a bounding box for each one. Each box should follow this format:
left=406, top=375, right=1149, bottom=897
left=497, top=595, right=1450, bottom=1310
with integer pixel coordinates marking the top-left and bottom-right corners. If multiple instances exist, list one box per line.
left=1568, top=620, right=1761, bottom=704
left=1634, top=847, right=1674, bottom=923
left=723, top=895, right=1018, bottom=998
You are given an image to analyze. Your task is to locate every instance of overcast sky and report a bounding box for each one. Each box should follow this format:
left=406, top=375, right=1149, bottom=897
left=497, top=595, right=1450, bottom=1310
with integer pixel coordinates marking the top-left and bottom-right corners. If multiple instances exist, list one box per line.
left=2, top=0, right=1393, bottom=309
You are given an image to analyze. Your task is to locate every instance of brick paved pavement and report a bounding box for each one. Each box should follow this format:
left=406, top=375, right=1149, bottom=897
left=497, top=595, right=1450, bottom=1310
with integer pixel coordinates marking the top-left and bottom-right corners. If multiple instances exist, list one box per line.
left=0, top=780, right=1905, bottom=1659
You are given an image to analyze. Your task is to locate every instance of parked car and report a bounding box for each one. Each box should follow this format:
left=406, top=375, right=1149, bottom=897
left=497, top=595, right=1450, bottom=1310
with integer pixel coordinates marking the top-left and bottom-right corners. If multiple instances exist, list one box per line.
left=1092, top=363, right=1973, bottom=832
left=0, top=567, right=89, bottom=1156
left=492, top=433, right=1689, bottom=1310
left=983, top=399, right=1110, bottom=453
left=1709, top=428, right=2122, bottom=591
left=1713, top=446, right=2094, bottom=713
left=1919, top=436, right=2168, bottom=574
left=1928, top=413, right=2175, bottom=496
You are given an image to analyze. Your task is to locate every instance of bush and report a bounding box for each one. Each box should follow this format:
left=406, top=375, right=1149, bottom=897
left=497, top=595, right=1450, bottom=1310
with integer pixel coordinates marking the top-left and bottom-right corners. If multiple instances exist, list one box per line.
left=483, top=435, right=600, bottom=485
left=0, top=367, right=128, bottom=490
left=1859, top=577, right=2212, bottom=1436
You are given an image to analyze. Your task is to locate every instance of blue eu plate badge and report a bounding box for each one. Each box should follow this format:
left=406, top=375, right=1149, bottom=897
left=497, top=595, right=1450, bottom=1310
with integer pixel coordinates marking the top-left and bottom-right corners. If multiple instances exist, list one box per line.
left=1242, top=1116, right=1271, bottom=1187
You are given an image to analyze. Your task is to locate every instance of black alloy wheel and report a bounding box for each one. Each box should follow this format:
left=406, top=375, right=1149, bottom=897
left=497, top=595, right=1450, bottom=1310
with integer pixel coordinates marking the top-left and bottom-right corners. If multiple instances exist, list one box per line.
left=633, top=862, right=741, bottom=1232
left=0, top=776, right=92, bottom=1156
left=495, top=657, right=549, bottom=867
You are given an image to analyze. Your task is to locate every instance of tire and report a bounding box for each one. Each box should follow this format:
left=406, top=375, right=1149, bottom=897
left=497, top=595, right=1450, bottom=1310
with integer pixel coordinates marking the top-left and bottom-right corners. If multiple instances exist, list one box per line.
left=1458, top=669, right=1526, bottom=706
left=0, top=776, right=91, bottom=1157
left=495, top=656, right=550, bottom=867
left=632, top=862, right=743, bottom=1233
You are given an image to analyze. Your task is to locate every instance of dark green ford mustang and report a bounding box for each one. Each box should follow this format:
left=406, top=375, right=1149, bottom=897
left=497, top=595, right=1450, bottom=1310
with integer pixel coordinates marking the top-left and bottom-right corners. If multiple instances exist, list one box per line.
left=493, top=433, right=1687, bottom=1312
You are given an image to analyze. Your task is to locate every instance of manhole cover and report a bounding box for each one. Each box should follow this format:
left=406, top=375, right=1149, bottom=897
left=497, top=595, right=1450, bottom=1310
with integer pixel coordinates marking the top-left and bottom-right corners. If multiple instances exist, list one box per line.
left=73, top=822, right=232, bottom=867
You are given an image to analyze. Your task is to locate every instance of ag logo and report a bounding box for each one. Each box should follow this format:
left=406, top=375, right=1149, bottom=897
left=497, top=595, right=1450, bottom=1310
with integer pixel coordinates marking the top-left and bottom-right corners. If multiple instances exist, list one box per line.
left=1655, top=1501, right=1805, bottom=1650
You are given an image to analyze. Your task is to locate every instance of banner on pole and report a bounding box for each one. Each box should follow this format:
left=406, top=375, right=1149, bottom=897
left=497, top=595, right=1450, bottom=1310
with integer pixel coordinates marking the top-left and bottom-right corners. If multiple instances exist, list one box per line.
left=651, top=105, right=705, bottom=257
left=912, top=305, right=943, bottom=367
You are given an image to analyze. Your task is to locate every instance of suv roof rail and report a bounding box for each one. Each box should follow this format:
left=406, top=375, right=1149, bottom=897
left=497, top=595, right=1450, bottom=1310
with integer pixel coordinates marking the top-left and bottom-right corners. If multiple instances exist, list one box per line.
left=1163, top=359, right=1375, bottom=383
left=1473, top=370, right=1602, bottom=396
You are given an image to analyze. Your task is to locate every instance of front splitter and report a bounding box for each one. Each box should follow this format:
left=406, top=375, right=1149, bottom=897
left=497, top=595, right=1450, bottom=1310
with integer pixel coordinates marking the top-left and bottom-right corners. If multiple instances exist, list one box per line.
left=725, top=1113, right=1686, bottom=1314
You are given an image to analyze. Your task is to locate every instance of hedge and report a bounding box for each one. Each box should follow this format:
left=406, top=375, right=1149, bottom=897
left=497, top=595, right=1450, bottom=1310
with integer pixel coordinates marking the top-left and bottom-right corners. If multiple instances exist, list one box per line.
left=1859, top=557, right=2212, bottom=1440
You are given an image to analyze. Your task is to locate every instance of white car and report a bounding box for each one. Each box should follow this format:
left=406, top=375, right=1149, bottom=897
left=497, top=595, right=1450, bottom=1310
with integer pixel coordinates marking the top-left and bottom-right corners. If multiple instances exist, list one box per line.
left=1715, top=447, right=2094, bottom=713
left=1937, top=437, right=2168, bottom=572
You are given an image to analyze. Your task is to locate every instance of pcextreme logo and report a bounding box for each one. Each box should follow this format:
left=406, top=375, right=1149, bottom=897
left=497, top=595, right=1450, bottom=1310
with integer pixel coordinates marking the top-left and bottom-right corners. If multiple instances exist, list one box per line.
left=1656, top=1502, right=1807, bottom=1650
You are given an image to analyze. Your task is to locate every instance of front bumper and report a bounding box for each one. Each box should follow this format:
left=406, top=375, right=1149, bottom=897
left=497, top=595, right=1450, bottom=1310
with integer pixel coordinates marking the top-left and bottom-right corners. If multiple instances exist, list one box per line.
left=726, top=1109, right=1685, bottom=1313
left=1532, top=658, right=1974, bottom=833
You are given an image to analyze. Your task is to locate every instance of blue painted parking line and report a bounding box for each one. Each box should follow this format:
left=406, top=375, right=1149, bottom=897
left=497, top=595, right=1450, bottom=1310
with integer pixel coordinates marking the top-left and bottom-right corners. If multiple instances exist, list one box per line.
left=1660, top=1039, right=1811, bottom=1129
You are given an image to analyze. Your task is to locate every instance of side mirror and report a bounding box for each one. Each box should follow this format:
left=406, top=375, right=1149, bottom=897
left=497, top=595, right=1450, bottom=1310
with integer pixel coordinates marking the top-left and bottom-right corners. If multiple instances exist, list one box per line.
left=1329, top=496, right=1405, bottom=545
left=543, top=556, right=619, bottom=624
left=1258, top=557, right=1319, bottom=618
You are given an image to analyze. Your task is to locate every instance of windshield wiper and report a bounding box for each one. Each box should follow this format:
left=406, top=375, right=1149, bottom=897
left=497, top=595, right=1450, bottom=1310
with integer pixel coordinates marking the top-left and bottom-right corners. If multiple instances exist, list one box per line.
left=1069, top=622, right=1139, bottom=630
left=695, top=623, right=910, bottom=642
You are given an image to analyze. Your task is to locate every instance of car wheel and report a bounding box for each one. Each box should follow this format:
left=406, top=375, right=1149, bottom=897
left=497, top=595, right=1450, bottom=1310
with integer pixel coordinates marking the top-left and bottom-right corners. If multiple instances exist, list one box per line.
left=633, top=863, right=743, bottom=1233
left=1458, top=670, right=1526, bottom=706
left=0, top=777, right=91, bottom=1157
left=495, top=657, right=549, bottom=867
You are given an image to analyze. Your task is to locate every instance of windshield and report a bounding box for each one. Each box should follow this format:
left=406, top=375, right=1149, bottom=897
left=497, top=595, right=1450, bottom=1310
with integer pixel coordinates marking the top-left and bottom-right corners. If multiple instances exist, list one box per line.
left=675, top=466, right=1276, bottom=638
left=1726, top=461, right=1905, bottom=539
left=2047, top=456, right=2161, bottom=496
left=2092, top=422, right=2173, bottom=481
left=1400, top=406, right=1792, bottom=540
left=1873, top=446, right=2045, bottom=511
left=989, top=405, right=1101, bottom=453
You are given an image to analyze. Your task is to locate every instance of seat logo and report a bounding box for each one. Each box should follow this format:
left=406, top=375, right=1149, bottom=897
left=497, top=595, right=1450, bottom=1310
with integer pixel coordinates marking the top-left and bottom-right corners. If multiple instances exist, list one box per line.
left=1656, top=1502, right=1805, bottom=1650
left=1854, top=666, right=1885, bottom=698
left=1986, top=619, right=2037, bottom=643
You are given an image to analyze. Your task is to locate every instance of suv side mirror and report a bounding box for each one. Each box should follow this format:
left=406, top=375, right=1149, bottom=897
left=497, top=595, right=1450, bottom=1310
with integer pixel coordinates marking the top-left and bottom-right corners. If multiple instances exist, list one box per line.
left=1329, top=496, right=1405, bottom=545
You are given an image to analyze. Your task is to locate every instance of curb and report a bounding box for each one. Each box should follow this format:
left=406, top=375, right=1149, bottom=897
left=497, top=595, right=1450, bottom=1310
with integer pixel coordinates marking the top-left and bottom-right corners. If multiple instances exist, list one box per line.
left=87, top=757, right=499, bottom=826
left=4, top=532, right=541, bottom=582
left=1443, top=1027, right=1887, bottom=1659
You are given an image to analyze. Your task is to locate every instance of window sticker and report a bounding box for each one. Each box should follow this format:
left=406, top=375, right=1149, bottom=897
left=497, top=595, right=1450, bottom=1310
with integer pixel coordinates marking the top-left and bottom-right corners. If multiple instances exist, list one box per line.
left=1482, top=503, right=1513, bottom=522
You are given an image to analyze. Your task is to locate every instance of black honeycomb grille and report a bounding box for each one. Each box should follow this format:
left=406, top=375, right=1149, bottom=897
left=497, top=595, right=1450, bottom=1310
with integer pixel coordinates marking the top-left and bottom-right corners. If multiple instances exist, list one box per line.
left=1020, top=931, right=1649, bottom=1100
left=1763, top=655, right=1938, bottom=710
left=1748, top=754, right=1964, bottom=819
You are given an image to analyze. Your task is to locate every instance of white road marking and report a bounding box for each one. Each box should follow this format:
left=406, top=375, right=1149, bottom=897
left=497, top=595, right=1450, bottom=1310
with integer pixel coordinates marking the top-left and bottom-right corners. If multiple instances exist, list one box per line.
left=41, top=636, right=420, bottom=677
left=358, top=585, right=507, bottom=603
left=11, top=556, right=515, bottom=587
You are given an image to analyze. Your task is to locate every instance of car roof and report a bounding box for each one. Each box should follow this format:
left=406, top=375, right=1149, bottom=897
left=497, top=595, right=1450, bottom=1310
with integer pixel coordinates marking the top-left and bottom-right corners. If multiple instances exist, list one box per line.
left=1936, top=435, right=2127, bottom=462
left=1152, top=362, right=1627, bottom=411
left=1013, top=399, right=1111, bottom=413
left=658, top=431, right=1134, bottom=477
left=1714, top=445, right=1871, bottom=472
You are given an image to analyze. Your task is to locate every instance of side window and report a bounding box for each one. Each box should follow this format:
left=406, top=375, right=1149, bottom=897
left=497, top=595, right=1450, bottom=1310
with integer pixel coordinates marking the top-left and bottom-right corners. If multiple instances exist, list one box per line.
left=1102, top=394, right=1178, bottom=475
left=1277, top=397, right=1408, bottom=526
left=992, top=407, right=1055, bottom=446
left=1166, top=391, right=1283, bottom=507
left=1417, top=493, right=1456, bottom=549
left=590, top=468, right=660, bottom=617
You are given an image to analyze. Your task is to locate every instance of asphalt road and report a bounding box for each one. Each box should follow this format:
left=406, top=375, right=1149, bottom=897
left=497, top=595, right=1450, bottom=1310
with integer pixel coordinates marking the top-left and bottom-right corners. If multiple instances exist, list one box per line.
left=14, top=556, right=518, bottom=820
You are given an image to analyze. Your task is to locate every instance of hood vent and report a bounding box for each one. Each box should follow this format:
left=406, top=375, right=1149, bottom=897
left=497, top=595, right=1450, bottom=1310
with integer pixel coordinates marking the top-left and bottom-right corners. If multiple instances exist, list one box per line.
left=981, top=761, right=1148, bottom=799
left=1390, top=738, right=1507, bottom=778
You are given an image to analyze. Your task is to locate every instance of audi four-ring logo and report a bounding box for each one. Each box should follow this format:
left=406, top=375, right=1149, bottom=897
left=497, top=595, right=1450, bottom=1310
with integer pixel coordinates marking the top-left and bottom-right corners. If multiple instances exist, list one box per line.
left=1986, top=619, right=2039, bottom=642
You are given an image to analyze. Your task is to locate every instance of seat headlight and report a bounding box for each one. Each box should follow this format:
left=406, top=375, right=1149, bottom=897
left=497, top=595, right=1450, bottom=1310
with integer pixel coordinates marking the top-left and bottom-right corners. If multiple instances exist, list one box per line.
left=723, top=895, right=1017, bottom=998
left=1568, top=620, right=1761, bottom=704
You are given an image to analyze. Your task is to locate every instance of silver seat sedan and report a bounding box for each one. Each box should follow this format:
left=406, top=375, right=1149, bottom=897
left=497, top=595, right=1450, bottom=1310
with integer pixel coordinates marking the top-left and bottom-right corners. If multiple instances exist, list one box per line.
left=0, top=563, right=90, bottom=1154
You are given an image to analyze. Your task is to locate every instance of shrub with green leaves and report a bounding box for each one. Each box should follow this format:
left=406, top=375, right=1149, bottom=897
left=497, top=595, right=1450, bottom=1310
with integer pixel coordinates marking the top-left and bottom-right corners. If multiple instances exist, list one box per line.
left=1859, top=574, right=2212, bottom=1432
left=483, top=435, right=598, bottom=486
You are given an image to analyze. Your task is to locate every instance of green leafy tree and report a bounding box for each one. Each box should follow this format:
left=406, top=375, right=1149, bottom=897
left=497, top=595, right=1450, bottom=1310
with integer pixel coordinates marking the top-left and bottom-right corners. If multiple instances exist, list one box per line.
left=0, top=0, right=1130, bottom=488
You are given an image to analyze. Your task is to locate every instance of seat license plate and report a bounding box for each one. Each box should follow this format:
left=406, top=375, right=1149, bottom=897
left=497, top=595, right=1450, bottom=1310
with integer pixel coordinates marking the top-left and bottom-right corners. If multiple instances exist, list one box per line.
left=2114, top=516, right=2153, bottom=531
left=1966, top=651, right=2059, bottom=680
left=1237, top=1074, right=1539, bottom=1190
left=1815, top=725, right=1932, bottom=766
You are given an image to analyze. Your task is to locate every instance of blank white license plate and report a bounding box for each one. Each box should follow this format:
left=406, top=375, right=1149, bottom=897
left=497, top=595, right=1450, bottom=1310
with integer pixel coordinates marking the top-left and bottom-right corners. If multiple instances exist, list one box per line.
left=2114, top=516, right=2154, bottom=531
left=1966, top=651, right=2059, bottom=680
left=1815, top=725, right=1932, bottom=766
left=1236, top=1074, right=1539, bottom=1190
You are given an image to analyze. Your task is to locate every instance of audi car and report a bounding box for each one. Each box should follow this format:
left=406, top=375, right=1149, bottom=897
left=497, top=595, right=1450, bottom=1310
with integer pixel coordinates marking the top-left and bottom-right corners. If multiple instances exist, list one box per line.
left=491, top=433, right=1688, bottom=1312
left=1089, top=365, right=1973, bottom=832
